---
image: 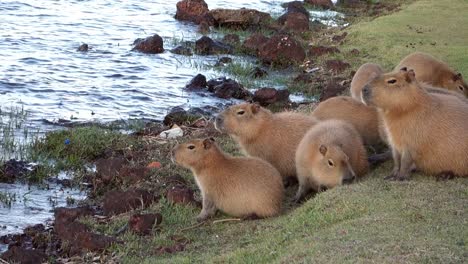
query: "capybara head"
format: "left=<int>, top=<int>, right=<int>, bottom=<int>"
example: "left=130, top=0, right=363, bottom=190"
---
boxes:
left=215, top=103, right=271, bottom=139
left=314, top=144, right=356, bottom=187
left=447, top=73, right=468, bottom=97
left=362, top=69, right=423, bottom=112
left=173, top=138, right=217, bottom=169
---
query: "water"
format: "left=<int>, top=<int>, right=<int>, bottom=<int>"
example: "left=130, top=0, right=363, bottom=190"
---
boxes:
left=0, top=0, right=344, bottom=127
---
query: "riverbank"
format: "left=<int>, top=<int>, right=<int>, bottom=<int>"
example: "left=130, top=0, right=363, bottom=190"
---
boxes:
left=1, top=0, right=468, bottom=263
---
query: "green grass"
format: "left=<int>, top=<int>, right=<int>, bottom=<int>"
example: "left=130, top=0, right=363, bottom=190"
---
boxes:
left=343, top=0, right=468, bottom=73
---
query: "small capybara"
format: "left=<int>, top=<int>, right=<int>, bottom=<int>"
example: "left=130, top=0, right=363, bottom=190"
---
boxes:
left=350, top=63, right=384, bottom=101
left=396, top=52, right=468, bottom=97
left=295, top=120, right=369, bottom=201
left=215, top=103, right=319, bottom=180
left=362, top=69, right=468, bottom=180
left=311, top=96, right=381, bottom=146
left=173, top=138, right=284, bottom=221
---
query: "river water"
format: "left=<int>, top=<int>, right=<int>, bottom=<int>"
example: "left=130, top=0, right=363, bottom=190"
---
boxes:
left=0, top=0, right=343, bottom=246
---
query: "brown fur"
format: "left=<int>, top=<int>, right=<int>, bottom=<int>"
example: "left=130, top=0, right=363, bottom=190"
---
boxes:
left=295, top=120, right=369, bottom=200
left=396, top=52, right=468, bottom=97
left=362, top=69, right=468, bottom=180
left=173, top=138, right=284, bottom=221
left=215, top=103, right=319, bottom=180
left=312, top=96, right=381, bottom=146
left=350, top=63, right=385, bottom=101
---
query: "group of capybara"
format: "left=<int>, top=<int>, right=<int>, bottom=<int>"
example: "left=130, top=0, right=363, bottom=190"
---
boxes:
left=172, top=52, right=468, bottom=221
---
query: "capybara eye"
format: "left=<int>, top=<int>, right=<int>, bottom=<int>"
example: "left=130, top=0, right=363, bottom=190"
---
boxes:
left=188, top=145, right=195, bottom=150
left=459, top=86, right=465, bottom=91
left=237, top=110, right=245, bottom=115
left=327, top=160, right=334, bottom=167
left=387, top=79, right=397, bottom=84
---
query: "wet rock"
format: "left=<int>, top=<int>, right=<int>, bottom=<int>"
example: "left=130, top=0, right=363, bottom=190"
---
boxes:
left=77, top=44, right=89, bottom=52
left=281, top=1, right=310, bottom=19
left=198, top=21, right=211, bottom=34
left=308, top=46, right=340, bottom=57
left=164, top=106, right=204, bottom=126
left=305, top=0, right=333, bottom=9
left=222, top=34, right=240, bottom=46
left=119, top=166, right=149, bottom=183
left=242, top=33, right=269, bottom=54
left=207, top=77, right=252, bottom=100
left=171, top=45, right=193, bottom=56
left=166, top=186, right=196, bottom=206
left=250, top=67, right=268, bottom=78
left=258, top=34, right=306, bottom=66
left=175, top=0, right=212, bottom=25
left=195, top=36, right=232, bottom=55
left=278, top=12, right=309, bottom=32
left=129, top=213, right=163, bottom=235
left=215, top=56, right=233, bottom=66
left=133, top=34, right=164, bottom=54
left=185, top=73, right=207, bottom=90
left=209, top=8, right=271, bottom=29
left=253, top=88, right=290, bottom=106
left=24, top=224, right=45, bottom=237
left=320, top=79, right=347, bottom=101
left=1, top=246, right=46, bottom=264
left=332, top=32, right=348, bottom=43
left=102, top=189, right=157, bottom=216
left=0, top=159, right=31, bottom=183
left=325, top=59, right=350, bottom=74
left=54, top=206, right=94, bottom=223
left=95, top=157, right=126, bottom=183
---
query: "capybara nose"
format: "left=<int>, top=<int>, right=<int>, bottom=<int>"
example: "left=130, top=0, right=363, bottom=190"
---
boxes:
left=342, top=172, right=356, bottom=185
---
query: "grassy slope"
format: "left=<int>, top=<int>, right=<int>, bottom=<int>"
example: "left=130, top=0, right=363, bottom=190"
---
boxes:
left=99, top=1, right=468, bottom=263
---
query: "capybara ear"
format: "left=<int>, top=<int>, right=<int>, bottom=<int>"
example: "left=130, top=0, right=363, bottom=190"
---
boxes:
left=400, top=66, right=408, bottom=72
left=250, top=103, right=261, bottom=114
left=404, top=69, right=416, bottom=83
left=319, top=145, right=328, bottom=156
left=453, top=73, right=462, bottom=81
left=203, top=138, right=214, bottom=149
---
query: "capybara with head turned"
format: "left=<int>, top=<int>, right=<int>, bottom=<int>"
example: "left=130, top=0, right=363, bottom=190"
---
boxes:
left=173, top=138, right=284, bottom=221
left=350, top=63, right=384, bottom=101
left=395, top=52, right=468, bottom=97
left=215, top=103, right=319, bottom=181
left=295, top=119, right=369, bottom=201
left=362, top=69, right=468, bottom=180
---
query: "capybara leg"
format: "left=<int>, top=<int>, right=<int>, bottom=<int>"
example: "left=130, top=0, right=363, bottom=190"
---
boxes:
left=385, top=148, right=401, bottom=180
left=294, top=183, right=310, bottom=203
left=368, top=150, right=392, bottom=166
left=196, top=196, right=217, bottom=222
left=283, top=176, right=298, bottom=188
left=436, top=171, right=456, bottom=181
left=394, top=150, right=413, bottom=181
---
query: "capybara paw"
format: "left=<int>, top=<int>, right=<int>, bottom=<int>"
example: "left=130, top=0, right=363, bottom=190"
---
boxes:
left=436, top=171, right=456, bottom=181
left=242, top=214, right=260, bottom=221
left=384, top=174, right=397, bottom=181
left=196, top=214, right=209, bottom=222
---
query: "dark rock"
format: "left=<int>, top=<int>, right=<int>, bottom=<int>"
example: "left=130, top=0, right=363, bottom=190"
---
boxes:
left=171, top=45, right=193, bottom=56
left=336, top=0, right=364, bottom=7
left=209, top=8, right=271, bottom=29
left=324, top=59, right=350, bottom=74
left=242, top=33, right=269, bottom=54
left=77, top=44, right=89, bottom=52
left=0, top=159, right=31, bottom=183
left=278, top=12, right=309, bottom=32
left=163, top=107, right=199, bottom=126
left=222, top=34, right=240, bottom=45
left=253, top=88, right=290, bottom=106
left=55, top=206, right=94, bottom=223
left=198, top=21, right=211, bottom=34
left=175, top=0, right=213, bottom=25
left=207, top=77, right=252, bottom=100
left=195, top=36, right=232, bottom=55
left=281, top=1, right=310, bottom=19
left=305, top=0, right=333, bottom=9
left=23, top=224, right=45, bottom=237
left=95, top=157, right=126, bottom=183
left=308, top=45, right=340, bottom=57
left=102, top=189, right=157, bottom=216
left=215, top=56, right=233, bottom=66
left=294, top=72, right=315, bottom=83
left=55, top=220, right=90, bottom=242
left=185, top=73, right=207, bottom=90
left=350, top=48, right=360, bottom=55
left=119, top=166, right=149, bottom=183
left=133, top=34, right=164, bottom=54
left=129, top=213, right=163, bottom=235
left=320, top=79, right=347, bottom=101
left=250, top=67, right=268, bottom=78
left=258, top=34, right=306, bottom=66
left=332, top=32, right=348, bottom=43
left=166, top=186, right=196, bottom=205
left=74, top=231, right=117, bottom=252
left=1, top=246, right=46, bottom=264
